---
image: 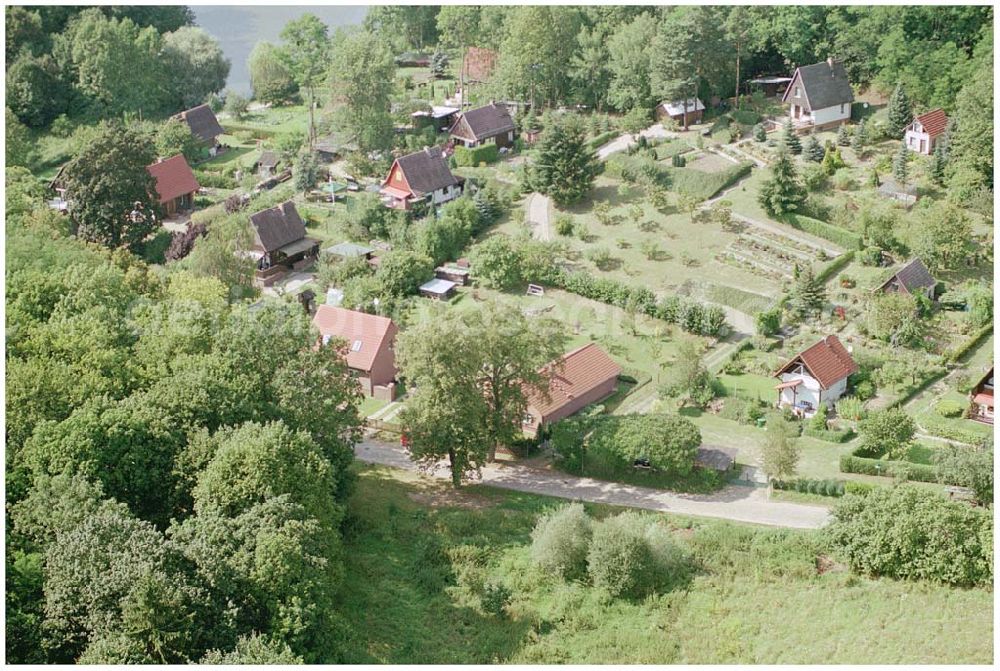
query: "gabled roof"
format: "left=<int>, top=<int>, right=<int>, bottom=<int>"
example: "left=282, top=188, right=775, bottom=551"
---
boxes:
left=527, top=343, right=622, bottom=419
left=249, top=200, right=307, bottom=253
left=875, top=258, right=936, bottom=294
left=324, top=241, right=374, bottom=258
left=782, top=59, right=854, bottom=110
left=451, top=103, right=515, bottom=141
left=973, top=366, right=994, bottom=394
left=173, top=104, right=225, bottom=143
left=911, top=108, right=948, bottom=139
left=312, top=305, right=397, bottom=372
left=388, top=146, right=460, bottom=196
left=256, top=150, right=280, bottom=168
left=146, top=155, right=200, bottom=203
left=774, top=335, right=858, bottom=390
left=660, top=98, right=706, bottom=116
left=461, top=47, right=498, bottom=83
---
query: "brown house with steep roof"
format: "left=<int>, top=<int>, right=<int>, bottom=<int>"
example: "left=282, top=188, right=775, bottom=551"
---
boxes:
left=522, top=343, right=622, bottom=437
left=774, top=335, right=858, bottom=417
left=448, top=103, right=516, bottom=148
left=904, top=108, right=948, bottom=155
left=146, top=155, right=200, bottom=217
left=173, top=104, right=226, bottom=152
left=782, top=58, right=854, bottom=132
left=873, top=258, right=937, bottom=299
left=312, top=304, right=399, bottom=400
left=380, top=146, right=463, bottom=210
left=248, top=200, right=320, bottom=282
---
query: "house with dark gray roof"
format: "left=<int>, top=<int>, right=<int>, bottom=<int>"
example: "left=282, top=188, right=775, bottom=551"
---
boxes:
left=247, top=200, right=320, bottom=282
left=873, top=258, right=937, bottom=299
left=172, top=104, right=226, bottom=152
left=781, top=58, right=854, bottom=132
left=380, top=146, right=463, bottom=210
left=448, top=102, right=516, bottom=148
left=254, top=150, right=280, bottom=177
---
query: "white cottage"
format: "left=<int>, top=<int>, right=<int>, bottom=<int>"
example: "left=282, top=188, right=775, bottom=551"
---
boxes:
left=781, top=58, right=854, bottom=132
left=904, top=108, right=948, bottom=155
left=774, top=335, right=858, bottom=417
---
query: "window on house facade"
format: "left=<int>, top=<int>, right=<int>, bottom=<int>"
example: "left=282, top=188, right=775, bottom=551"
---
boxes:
left=522, top=413, right=534, bottom=425
left=795, top=87, right=801, bottom=98
left=840, top=103, right=845, bottom=113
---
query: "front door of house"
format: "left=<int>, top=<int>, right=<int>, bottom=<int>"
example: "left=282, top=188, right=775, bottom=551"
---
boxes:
left=920, top=139, right=927, bottom=153
left=793, top=105, right=800, bottom=119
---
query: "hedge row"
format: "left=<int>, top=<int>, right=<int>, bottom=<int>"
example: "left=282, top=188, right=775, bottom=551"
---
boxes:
left=773, top=478, right=845, bottom=497
left=453, top=143, right=500, bottom=167
left=586, top=130, right=620, bottom=151
left=548, top=269, right=728, bottom=337
left=780, top=214, right=863, bottom=250
left=946, top=324, right=994, bottom=363
left=839, top=454, right=939, bottom=483
left=815, top=250, right=856, bottom=284
left=919, top=412, right=991, bottom=447
left=803, top=425, right=856, bottom=443
left=667, top=161, right=752, bottom=201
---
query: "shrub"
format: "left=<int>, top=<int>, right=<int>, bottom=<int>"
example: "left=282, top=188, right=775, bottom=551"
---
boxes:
left=480, top=582, right=512, bottom=616
left=773, top=478, right=845, bottom=497
left=587, top=513, right=654, bottom=598
left=827, top=485, right=992, bottom=587
left=550, top=419, right=586, bottom=473
left=857, top=408, right=916, bottom=459
left=530, top=503, right=593, bottom=580
left=831, top=168, right=855, bottom=190
left=554, top=214, right=574, bottom=236
left=452, top=143, right=499, bottom=167
left=834, top=396, right=865, bottom=421
left=838, top=453, right=938, bottom=483
left=671, top=153, right=686, bottom=168
left=803, top=426, right=856, bottom=443
left=935, top=400, right=965, bottom=418
left=843, top=480, right=875, bottom=496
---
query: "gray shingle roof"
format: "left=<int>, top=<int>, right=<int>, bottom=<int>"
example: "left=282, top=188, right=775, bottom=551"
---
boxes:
left=325, top=241, right=374, bottom=258
left=394, top=146, right=460, bottom=196
left=454, top=103, right=515, bottom=141
left=878, top=258, right=936, bottom=293
left=250, top=200, right=307, bottom=253
left=792, top=60, right=854, bottom=110
left=174, top=104, right=225, bottom=144
left=257, top=151, right=279, bottom=168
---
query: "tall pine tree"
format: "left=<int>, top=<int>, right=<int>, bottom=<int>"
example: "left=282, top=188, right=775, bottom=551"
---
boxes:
left=787, top=263, right=826, bottom=319
left=893, top=143, right=909, bottom=185
left=758, top=149, right=805, bottom=216
left=531, top=114, right=600, bottom=206
left=835, top=124, right=850, bottom=147
left=851, top=119, right=867, bottom=156
left=886, top=83, right=912, bottom=138
left=803, top=135, right=824, bottom=162
left=781, top=119, right=802, bottom=154
left=930, top=143, right=948, bottom=186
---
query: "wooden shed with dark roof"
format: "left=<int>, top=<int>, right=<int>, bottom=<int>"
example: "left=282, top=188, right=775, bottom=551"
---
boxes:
left=774, top=335, right=858, bottom=417
left=146, top=155, right=200, bottom=217
left=248, top=200, right=320, bottom=278
left=448, top=103, right=516, bottom=149
left=173, top=104, right=225, bottom=148
left=874, top=258, right=937, bottom=299
left=522, top=343, right=622, bottom=437
left=380, top=146, right=463, bottom=210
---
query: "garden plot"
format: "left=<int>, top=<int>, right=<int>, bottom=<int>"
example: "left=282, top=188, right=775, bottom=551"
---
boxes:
left=716, top=227, right=823, bottom=283
left=684, top=151, right=736, bottom=173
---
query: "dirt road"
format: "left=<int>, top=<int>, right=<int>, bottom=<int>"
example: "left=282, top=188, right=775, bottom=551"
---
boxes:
left=355, top=439, right=831, bottom=529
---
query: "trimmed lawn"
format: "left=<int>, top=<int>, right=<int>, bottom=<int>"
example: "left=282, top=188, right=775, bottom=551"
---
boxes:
left=333, top=464, right=993, bottom=664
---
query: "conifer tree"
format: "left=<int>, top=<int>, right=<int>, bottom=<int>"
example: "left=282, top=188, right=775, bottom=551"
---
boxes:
left=851, top=119, right=867, bottom=156
left=803, top=135, right=824, bottom=162
left=835, top=124, right=850, bottom=147
left=781, top=118, right=801, bottom=154
left=753, top=123, right=766, bottom=142
left=758, top=149, right=805, bottom=216
left=893, top=143, right=909, bottom=185
left=930, top=143, right=948, bottom=186
left=886, top=83, right=912, bottom=138
left=531, top=114, right=600, bottom=206
left=787, top=263, right=826, bottom=318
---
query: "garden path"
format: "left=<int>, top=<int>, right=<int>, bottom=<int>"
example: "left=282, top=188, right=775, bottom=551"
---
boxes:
left=355, top=438, right=831, bottom=529
left=526, top=193, right=552, bottom=241
left=595, top=123, right=677, bottom=161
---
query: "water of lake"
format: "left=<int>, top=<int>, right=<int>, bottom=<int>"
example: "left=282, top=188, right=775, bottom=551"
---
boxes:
left=192, top=5, right=368, bottom=96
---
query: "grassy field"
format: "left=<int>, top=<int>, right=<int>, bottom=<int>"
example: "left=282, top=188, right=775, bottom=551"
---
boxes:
left=332, top=464, right=993, bottom=664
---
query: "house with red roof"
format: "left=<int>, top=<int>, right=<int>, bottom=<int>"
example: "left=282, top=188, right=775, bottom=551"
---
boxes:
left=969, top=366, right=993, bottom=425
left=312, top=304, right=399, bottom=400
left=146, top=154, right=200, bottom=217
left=522, top=343, right=622, bottom=437
left=904, top=108, right=948, bottom=155
left=773, top=335, right=858, bottom=417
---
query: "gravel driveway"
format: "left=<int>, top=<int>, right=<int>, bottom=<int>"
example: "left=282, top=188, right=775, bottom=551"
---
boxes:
left=526, top=193, right=552, bottom=241
left=355, top=439, right=831, bottom=529
left=595, top=123, right=677, bottom=161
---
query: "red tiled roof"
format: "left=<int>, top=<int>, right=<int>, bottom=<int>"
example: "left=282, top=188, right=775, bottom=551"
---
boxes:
left=146, top=155, right=200, bottom=204
left=775, top=335, right=858, bottom=389
left=312, top=305, right=397, bottom=372
left=914, top=108, right=948, bottom=139
left=526, top=343, right=622, bottom=419
left=973, top=392, right=993, bottom=407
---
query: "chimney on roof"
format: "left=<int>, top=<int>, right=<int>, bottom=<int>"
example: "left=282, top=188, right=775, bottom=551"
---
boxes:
left=827, top=56, right=835, bottom=69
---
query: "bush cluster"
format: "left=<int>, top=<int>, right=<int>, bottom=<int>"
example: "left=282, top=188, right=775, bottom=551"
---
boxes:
left=839, top=453, right=938, bottom=483
left=452, top=143, right=500, bottom=167
left=530, top=506, right=687, bottom=599
left=772, top=478, right=845, bottom=497
left=935, top=400, right=965, bottom=418
left=803, top=425, right=856, bottom=443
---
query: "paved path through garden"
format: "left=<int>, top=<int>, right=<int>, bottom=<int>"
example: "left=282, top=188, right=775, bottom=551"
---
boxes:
left=355, top=438, right=831, bottom=529
left=526, top=193, right=552, bottom=241
left=595, top=123, right=677, bottom=161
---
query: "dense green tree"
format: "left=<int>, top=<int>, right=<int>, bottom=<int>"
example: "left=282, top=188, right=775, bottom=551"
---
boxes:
left=650, top=11, right=698, bottom=130
left=374, top=249, right=434, bottom=297
left=866, top=292, right=923, bottom=347
left=605, top=13, right=657, bottom=113
left=886, top=83, right=912, bottom=138
left=858, top=407, right=916, bottom=459
left=911, top=202, right=974, bottom=272
left=160, top=26, right=230, bottom=110
left=6, top=52, right=69, bottom=127
left=329, top=29, right=395, bottom=151
left=787, top=263, right=826, bottom=319
left=851, top=119, right=867, bottom=156
left=6, top=6, right=46, bottom=61
left=929, top=142, right=948, bottom=186
left=248, top=42, right=298, bottom=104
left=935, top=446, right=993, bottom=507
left=616, top=414, right=701, bottom=474
left=947, top=61, right=993, bottom=196
left=292, top=150, right=320, bottom=193
left=835, top=124, right=850, bottom=147
left=659, top=339, right=716, bottom=408
left=6, top=107, right=33, bottom=167
left=569, top=24, right=611, bottom=112
left=761, top=416, right=799, bottom=481
left=493, top=6, right=582, bottom=106
left=531, top=114, right=601, bottom=206
left=364, top=5, right=439, bottom=51
left=416, top=196, right=478, bottom=265
left=469, top=234, right=522, bottom=289
left=758, top=149, right=805, bottom=216
left=62, top=122, right=160, bottom=250
left=279, top=14, right=330, bottom=146
left=156, top=118, right=203, bottom=164
left=201, top=635, right=303, bottom=664
left=753, top=123, right=767, bottom=142
left=530, top=503, right=592, bottom=580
